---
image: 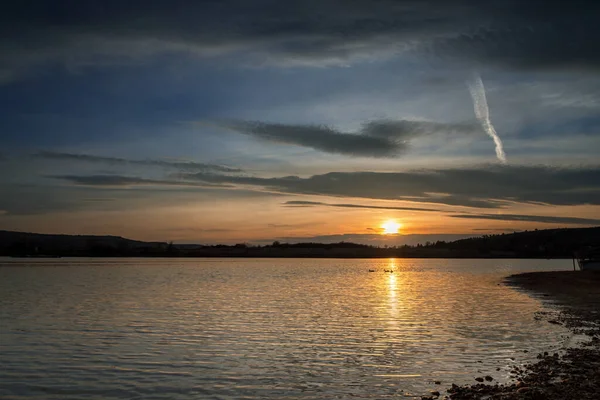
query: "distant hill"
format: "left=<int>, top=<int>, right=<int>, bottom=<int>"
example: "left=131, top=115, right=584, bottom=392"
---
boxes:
left=0, top=230, right=167, bottom=257
left=416, top=227, right=600, bottom=258
left=0, top=227, right=598, bottom=258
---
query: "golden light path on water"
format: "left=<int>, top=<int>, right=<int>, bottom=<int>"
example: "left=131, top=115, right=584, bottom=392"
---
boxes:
left=387, top=261, right=399, bottom=337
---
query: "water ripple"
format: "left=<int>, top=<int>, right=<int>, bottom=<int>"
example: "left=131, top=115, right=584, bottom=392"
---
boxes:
left=0, top=258, right=572, bottom=398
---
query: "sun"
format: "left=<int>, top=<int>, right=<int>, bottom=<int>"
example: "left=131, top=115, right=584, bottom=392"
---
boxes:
left=381, top=220, right=401, bottom=235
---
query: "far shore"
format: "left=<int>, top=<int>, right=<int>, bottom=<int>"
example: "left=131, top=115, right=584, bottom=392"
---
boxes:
left=2, top=255, right=578, bottom=260
left=3, top=226, right=599, bottom=259
left=439, top=271, right=600, bottom=400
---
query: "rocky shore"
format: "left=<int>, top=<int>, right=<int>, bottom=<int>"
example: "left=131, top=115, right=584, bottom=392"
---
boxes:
left=427, top=271, right=600, bottom=400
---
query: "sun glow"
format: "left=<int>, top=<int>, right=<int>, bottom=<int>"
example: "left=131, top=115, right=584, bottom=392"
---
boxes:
left=381, top=220, right=401, bottom=234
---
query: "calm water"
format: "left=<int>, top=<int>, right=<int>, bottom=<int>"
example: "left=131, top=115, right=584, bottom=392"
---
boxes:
left=0, top=258, right=572, bottom=399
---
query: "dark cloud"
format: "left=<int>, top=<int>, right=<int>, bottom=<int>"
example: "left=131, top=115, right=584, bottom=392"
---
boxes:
left=432, top=7, right=600, bottom=71
left=215, top=119, right=481, bottom=157
left=182, top=164, right=600, bottom=208
left=35, top=151, right=241, bottom=173
left=285, top=200, right=600, bottom=226
left=361, top=120, right=482, bottom=138
left=50, top=174, right=230, bottom=188
left=217, top=120, right=403, bottom=157
left=284, top=200, right=442, bottom=212
left=1, top=0, right=598, bottom=81
left=452, top=213, right=600, bottom=225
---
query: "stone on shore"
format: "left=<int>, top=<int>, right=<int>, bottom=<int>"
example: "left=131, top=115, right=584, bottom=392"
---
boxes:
left=443, top=271, right=600, bottom=400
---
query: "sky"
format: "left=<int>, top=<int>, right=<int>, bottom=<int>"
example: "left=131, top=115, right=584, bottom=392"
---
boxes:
left=1, top=0, right=599, bottom=245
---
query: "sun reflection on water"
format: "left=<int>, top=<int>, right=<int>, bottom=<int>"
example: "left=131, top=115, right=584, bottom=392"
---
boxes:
left=387, top=259, right=399, bottom=324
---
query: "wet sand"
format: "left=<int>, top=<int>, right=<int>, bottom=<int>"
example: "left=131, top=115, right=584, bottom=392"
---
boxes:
left=435, top=271, right=600, bottom=400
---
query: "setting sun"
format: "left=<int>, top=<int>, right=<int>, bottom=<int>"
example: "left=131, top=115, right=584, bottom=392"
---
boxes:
left=381, top=220, right=401, bottom=234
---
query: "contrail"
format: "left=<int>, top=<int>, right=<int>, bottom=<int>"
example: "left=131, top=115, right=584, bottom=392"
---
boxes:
left=467, top=73, right=507, bottom=163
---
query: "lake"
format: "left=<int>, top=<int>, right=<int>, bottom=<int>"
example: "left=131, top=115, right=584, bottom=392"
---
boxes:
left=0, top=258, right=573, bottom=399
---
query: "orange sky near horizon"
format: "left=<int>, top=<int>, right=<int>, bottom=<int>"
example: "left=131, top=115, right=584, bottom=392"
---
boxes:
left=0, top=193, right=597, bottom=245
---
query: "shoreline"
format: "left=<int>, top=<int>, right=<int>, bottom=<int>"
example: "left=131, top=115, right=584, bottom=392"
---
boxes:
left=2, top=255, right=576, bottom=259
left=437, top=271, right=600, bottom=400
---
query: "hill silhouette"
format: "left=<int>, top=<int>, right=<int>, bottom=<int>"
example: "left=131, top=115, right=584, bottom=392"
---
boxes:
left=0, top=227, right=598, bottom=258
left=0, top=230, right=167, bottom=257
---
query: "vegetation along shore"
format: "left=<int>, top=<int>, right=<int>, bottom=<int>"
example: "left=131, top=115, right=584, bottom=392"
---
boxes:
left=1, top=227, right=599, bottom=258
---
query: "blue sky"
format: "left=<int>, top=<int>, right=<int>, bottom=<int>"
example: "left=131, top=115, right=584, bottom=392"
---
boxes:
left=1, top=0, right=599, bottom=243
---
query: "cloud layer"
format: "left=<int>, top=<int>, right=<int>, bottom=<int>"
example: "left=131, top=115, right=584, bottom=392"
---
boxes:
left=35, top=151, right=241, bottom=173
left=215, top=119, right=482, bottom=157
left=46, top=164, right=600, bottom=212
left=284, top=200, right=442, bottom=213
left=181, top=164, right=600, bottom=208
left=287, top=200, right=600, bottom=225
left=2, top=0, right=599, bottom=81
left=452, top=213, right=600, bottom=225
left=7, top=163, right=600, bottom=230
left=50, top=174, right=230, bottom=188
